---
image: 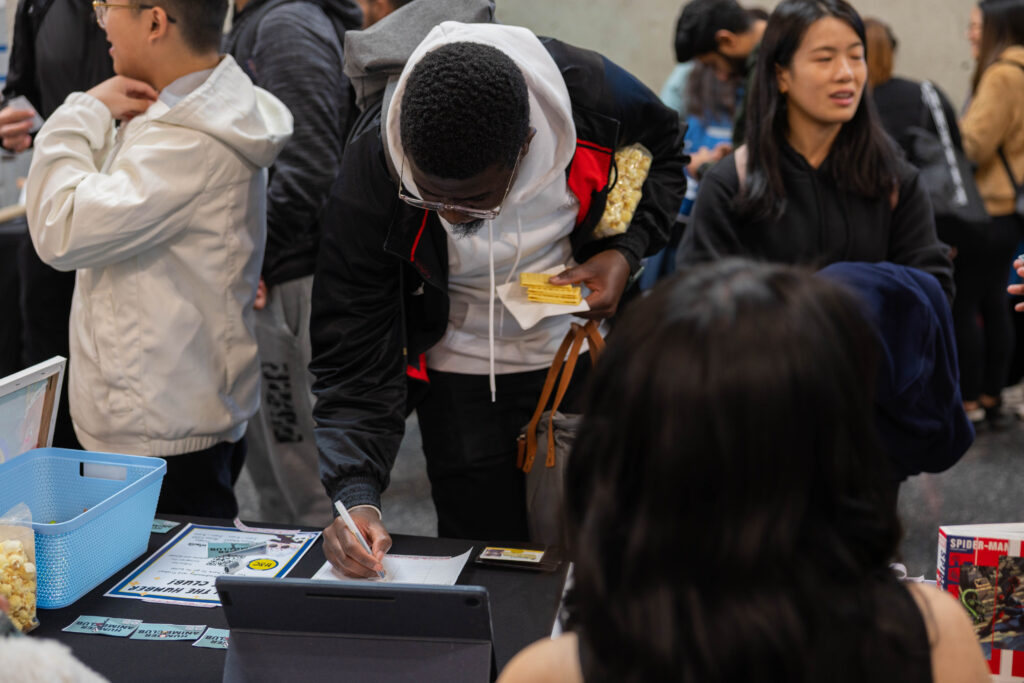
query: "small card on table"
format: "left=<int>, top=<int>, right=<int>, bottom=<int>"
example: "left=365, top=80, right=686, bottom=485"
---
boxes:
left=129, top=623, right=206, bottom=641
left=63, top=616, right=142, bottom=637
left=192, top=627, right=230, bottom=649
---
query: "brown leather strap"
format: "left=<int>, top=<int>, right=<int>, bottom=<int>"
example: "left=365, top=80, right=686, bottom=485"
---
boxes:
left=545, top=324, right=588, bottom=467
left=520, top=325, right=578, bottom=473
left=519, top=319, right=605, bottom=473
left=582, top=319, right=604, bottom=359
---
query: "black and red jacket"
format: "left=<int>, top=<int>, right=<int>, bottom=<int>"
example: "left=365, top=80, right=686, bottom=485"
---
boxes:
left=310, top=37, right=687, bottom=509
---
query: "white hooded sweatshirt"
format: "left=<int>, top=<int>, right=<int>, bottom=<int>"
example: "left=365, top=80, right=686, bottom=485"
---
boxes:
left=386, top=23, right=581, bottom=396
left=26, top=56, right=293, bottom=456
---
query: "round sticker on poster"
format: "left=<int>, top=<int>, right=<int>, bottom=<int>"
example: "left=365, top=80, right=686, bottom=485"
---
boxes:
left=247, top=558, right=278, bottom=571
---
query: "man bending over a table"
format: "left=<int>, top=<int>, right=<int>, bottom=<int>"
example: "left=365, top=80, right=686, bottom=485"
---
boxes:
left=311, top=21, right=686, bottom=576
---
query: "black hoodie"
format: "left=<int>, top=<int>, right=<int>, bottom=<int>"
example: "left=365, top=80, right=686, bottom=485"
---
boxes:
left=679, top=144, right=954, bottom=301
left=224, top=0, right=362, bottom=286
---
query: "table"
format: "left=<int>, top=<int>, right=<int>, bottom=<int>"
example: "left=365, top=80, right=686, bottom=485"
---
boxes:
left=32, top=515, right=569, bottom=682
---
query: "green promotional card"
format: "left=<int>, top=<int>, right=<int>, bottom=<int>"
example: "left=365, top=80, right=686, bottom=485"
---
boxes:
left=63, top=616, right=142, bottom=637
left=129, top=623, right=206, bottom=641
left=192, top=627, right=230, bottom=649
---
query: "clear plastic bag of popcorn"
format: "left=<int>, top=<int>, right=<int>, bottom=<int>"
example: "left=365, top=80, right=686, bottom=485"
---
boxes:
left=592, top=143, right=653, bottom=239
left=0, top=503, right=38, bottom=633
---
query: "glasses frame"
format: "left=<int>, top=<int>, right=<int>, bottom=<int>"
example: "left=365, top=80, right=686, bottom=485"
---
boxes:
left=397, top=146, right=524, bottom=221
left=92, top=1, right=177, bottom=28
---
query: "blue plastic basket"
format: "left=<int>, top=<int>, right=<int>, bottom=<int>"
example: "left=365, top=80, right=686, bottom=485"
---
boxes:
left=0, top=448, right=166, bottom=608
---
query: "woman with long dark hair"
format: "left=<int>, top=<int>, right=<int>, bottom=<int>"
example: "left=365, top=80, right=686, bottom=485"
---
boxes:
left=957, top=0, right=1024, bottom=426
left=499, top=261, right=988, bottom=683
left=677, top=0, right=953, bottom=301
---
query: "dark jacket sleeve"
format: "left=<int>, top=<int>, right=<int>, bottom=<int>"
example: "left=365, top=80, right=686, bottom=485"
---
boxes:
left=596, top=56, right=687, bottom=272
left=676, top=156, right=744, bottom=266
left=888, top=161, right=955, bottom=302
left=310, top=131, right=407, bottom=510
left=3, top=0, right=41, bottom=110
left=252, top=4, right=349, bottom=284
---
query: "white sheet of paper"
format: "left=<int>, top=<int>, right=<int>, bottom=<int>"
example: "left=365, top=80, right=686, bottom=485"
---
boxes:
left=311, top=549, right=472, bottom=586
left=496, top=266, right=589, bottom=331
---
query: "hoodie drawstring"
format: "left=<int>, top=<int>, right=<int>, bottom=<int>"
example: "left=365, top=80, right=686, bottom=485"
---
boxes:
left=488, top=220, right=497, bottom=403
left=489, top=216, right=525, bottom=403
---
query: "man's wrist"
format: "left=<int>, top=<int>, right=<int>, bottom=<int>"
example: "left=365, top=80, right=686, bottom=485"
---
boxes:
left=611, top=246, right=642, bottom=286
left=349, top=504, right=382, bottom=521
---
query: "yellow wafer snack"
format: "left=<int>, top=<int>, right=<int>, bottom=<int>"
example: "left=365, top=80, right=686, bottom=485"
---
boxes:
left=519, top=272, right=555, bottom=287
left=519, top=271, right=582, bottom=305
left=527, top=287, right=582, bottom=305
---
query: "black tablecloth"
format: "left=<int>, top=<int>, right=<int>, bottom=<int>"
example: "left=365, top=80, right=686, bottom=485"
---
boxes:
left=31, top=515, right=568, bottom=682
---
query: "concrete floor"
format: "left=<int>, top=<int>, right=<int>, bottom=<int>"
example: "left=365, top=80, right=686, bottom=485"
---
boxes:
left=239, top=409, right=1024, bottom=578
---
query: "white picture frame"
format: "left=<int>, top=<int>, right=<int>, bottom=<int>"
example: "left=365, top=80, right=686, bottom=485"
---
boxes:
left=0, top=356, right=66, bottom=463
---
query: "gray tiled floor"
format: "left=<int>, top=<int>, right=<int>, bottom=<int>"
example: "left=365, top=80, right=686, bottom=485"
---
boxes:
left=239, top=411, right=1024, bottom=576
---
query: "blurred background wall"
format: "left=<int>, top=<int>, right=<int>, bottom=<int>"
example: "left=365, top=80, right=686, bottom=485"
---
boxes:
left=496, top=0, right=976, bottom=110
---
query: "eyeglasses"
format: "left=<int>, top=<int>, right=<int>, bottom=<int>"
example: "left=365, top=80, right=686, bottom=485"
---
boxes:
left=397, top=147, right=524, bottom=221
left=92, top=1, right=177, bottom=28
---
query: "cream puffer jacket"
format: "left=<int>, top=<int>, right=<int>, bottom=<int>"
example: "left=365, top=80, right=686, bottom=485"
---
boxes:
left=26, top=56, right=292, bottom=456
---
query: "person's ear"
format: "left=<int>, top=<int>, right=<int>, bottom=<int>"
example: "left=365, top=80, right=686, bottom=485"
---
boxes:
left=521, top=126, right=537, bottom=156
left=776, top=63, right=791, bottom=95
left=715, top=29, right=738, bottom=55
left=148, top=6, right=172, bottom=41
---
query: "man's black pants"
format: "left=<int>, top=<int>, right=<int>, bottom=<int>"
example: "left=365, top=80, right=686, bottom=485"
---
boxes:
left=156, top=438, right=247, bottom=519
left=415, top=359, right=588, bottom=542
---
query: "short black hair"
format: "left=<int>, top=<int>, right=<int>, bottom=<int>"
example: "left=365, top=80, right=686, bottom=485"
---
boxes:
left=158, top=0, right=228, bottom=54
left=674, top=0, right=753, bottom=62
left=400, top=41, right=530, bottom=179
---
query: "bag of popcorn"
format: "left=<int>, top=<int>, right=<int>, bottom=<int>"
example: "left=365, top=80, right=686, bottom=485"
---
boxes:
left=0, top=504, right=38, bottom=633
left=592, top=143, right=653, bottom=240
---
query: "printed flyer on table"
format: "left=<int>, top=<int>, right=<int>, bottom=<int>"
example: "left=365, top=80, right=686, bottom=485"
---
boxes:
left=105, top=524, right=320, bottom=605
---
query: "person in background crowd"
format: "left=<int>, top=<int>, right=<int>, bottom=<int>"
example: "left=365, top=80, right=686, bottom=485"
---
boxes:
left=862, top=19, right=994, bottom=427
left=646, top=5, right=768, bottom=289
left=499, top=261, right=989, bottom=683
left=352, top=0, right=415, bottom=28
left=643, top=61, right=733, bottom=289
left=958, top=0, right=1024, bottom=427
left=223, top=0, right=361, bottom=526
left=678, top=0, right=953, bottom=301
left=313, top=23, right=685, bottom=578
left=673, top=0, right=767, bottom=147
left=968, top=5, right=984, bottom=63
left=26, top=0, right=292, bottom=518
left=342, top=0, right=494, bottom=125
left=0, top=0, right=115, bottom=445
left=865, top=18, right=964, bottom=185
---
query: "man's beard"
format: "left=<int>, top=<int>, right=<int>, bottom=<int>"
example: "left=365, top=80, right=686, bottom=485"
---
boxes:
left=451, top=219, right=485, bottom=238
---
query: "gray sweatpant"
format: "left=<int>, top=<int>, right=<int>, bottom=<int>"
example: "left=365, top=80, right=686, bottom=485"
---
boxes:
left=242, top=275, right=333, bottom=526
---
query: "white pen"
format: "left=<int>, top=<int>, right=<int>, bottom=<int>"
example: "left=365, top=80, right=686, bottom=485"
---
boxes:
left=334, top=500, right=386, bottom=579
